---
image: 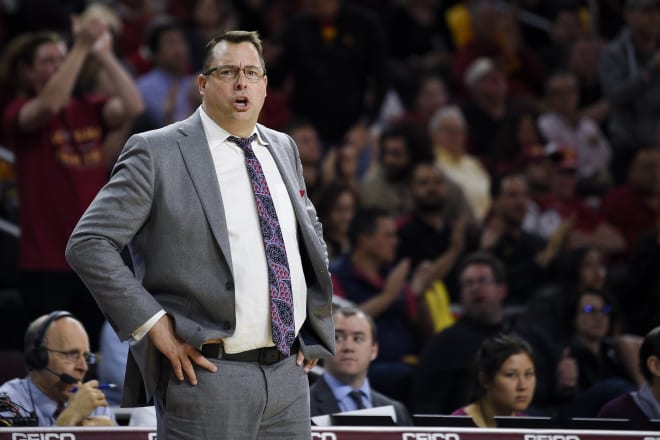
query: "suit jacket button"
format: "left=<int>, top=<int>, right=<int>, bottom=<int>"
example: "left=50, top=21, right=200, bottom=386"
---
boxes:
left=223, top=322, right=232, bottom=330
left=225, top=281, right=234, bottom=290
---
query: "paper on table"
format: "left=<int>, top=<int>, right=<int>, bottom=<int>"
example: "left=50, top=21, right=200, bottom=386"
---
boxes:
left=310, top=405, right=397, bottom=426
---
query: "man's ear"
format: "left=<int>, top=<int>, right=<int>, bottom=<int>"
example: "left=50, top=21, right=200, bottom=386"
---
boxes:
left=370, top=343, right=378, bottom=362
left=198, top=73, right=206, bottom=93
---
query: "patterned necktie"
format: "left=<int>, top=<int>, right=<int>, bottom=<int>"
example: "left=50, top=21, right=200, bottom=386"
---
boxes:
left=227, top=134, right=295, bottom=355
left=348, top=389, right=366, bottom=410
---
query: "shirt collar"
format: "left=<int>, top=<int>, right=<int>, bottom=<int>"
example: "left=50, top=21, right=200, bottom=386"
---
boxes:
left=199, top=106, right=268, bottom=148
left=26, top=376, right=60, bottom=421
left=323, top=371, right=371, bottom=402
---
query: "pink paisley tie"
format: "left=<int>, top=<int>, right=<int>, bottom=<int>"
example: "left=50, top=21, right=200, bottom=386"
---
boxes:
left=228, top=134, right=295, bottom=355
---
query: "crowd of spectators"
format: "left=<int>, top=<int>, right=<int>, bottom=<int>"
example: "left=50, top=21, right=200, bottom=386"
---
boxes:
left=0, top=0, right=659, bottom=426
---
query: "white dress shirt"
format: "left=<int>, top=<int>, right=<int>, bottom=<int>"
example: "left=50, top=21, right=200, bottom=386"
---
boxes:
left=200, top=108, right=307, bottom=353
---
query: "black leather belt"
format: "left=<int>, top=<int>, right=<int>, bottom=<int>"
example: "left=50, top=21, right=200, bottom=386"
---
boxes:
left=201, top=340, right=299, bottom=365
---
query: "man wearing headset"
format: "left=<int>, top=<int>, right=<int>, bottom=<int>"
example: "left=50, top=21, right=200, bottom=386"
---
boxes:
left=0, top=311, right=115, bottom=426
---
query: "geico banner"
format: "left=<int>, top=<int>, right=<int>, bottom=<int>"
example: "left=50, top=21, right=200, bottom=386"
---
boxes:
left=12, top=435, right=76, bottom=440
left=2, top=429, right=660, bottom=440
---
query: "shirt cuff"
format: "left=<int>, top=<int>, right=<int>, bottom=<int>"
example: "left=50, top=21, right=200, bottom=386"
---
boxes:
left=130, top=310, right=167, bottom=344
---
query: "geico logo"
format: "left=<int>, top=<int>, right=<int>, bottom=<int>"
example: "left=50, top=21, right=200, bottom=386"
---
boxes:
left=524, top=435, right=580, bottom=440
left=310, top=432, right=337, bottom=440
left=11, top=434, right=76, bottom=440
left=402, top=433, right=460, bottom=440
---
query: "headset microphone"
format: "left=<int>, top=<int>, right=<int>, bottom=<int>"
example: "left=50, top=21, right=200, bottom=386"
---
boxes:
left=44, top=367, right=78, bottom=385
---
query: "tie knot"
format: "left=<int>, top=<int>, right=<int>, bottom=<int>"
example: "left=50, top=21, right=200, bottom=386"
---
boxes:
left=348, top=389, right=366, bottom=409
left=227, top=134, right=257, bottom=152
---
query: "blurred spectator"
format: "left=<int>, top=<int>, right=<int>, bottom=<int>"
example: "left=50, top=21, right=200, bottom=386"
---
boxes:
left=511, top=1, right=587, bottom=53
left=183, top=0, right=239, bottom=72
left=460, top=57, right=516, bottom=168
left=309, top=306, right=413, bottom=426
left=315, top=182, right=359, bottom=264
left=523, top=146, right=625, bottom=256
left=0, top=17, right=143, bottom=350
left=622, top=228, right=660, bottom=336
left=384, top=0, right=449, bottom=89
left=598, top=0, right=660, bottom=184
left=566, top=37, right=610, bottom=126
left=451, top=333, right=537, bottom=427
left=520, top=143, right=556, bottom=205
left=320, top=138, right=366, bottom=193
left=601, top=147, right=660, bottom=258
left=134, top=16, right=196, bottom=131
left=231, top=0, right=295, bottom=42
left=397, top=162, right=477, bottom=303
left=480, top=173, right=569, bottom=304
left=114, top=0, right=155, bottom=73
left=451, top=1, right=544, bottom=102
left=491, top=108, right=546, bottom=177
left=598, top=325, right=660, bottom=429
left=538, top=5, right=588, bottom=73
left=360, top=121, right=433, bottom=217
left=397, top=74, right=450, bottom=130
left=276, top=0, right=389, bottom=146
left=286, top=119, right=324, bottom=198
left=538, top=70, right=612, bottom=196
left=330, top=207, right=434, bottom=407
left=429, top=105, right=491, bottom=222
left=412, top=252, right=559, bottom=415
left=521, top=247, right=611, bottom=350
left=554, top=288, right=637, bottom=419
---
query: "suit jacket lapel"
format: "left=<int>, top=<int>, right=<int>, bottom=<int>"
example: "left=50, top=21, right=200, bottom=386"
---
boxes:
left=258, top=126, right=312, bottom=237
left=176, top=111, right=233, bottom=269
left=259, top=128, right=299, bottom=206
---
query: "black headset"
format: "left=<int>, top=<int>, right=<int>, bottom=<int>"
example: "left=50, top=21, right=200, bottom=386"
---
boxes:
left=25, top=310, right=74, bottom=371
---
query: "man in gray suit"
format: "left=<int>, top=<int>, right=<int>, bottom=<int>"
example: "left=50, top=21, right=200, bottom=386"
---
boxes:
left=65, top=30, right=335, bottom=440
left=310, top=307, right=412, bottom=426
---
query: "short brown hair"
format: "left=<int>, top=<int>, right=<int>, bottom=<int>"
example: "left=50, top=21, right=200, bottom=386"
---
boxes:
left=202, top=30, right=265, bottom=72
left=333, top=306, right=378, bottom=343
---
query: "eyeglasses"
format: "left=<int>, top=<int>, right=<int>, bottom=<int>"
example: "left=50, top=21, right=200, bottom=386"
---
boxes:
left=580, top=304, right=612, bottom=316
left=460, top=275, right=496, bottom=290
left=203, top=65, right=266, bottom=82
left=46, top=348, right=96, bottom=365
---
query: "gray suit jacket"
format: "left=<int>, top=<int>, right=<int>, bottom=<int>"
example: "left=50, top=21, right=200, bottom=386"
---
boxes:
left=309, top=376, right=413, bottom=426
left=66, top=110, right=335, bottom=406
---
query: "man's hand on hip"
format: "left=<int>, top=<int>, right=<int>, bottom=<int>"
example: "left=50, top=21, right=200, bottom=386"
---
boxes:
left=296, top=350, right=318, bottom=373
left=148, top=315, right=218, bottom=385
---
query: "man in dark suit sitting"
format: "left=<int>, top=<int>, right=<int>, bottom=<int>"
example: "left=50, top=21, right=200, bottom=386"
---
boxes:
left=310, top=306, right=412, bottom=425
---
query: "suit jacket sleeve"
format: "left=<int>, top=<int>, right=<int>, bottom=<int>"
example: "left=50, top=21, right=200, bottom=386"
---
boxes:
left=66, top=132, right=163, bottom=340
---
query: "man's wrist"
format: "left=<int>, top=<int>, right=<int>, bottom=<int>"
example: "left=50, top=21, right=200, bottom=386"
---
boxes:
left=55, top=407, right=83, bottom=426
left=131, top=310, right=167, bottom=343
